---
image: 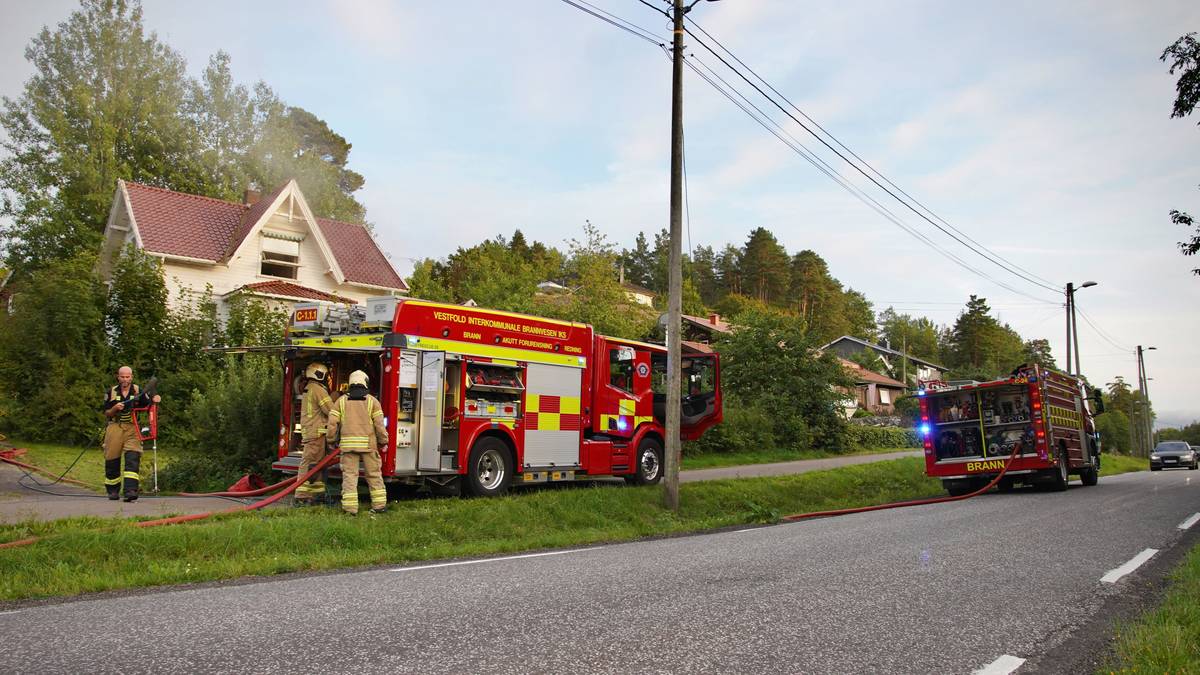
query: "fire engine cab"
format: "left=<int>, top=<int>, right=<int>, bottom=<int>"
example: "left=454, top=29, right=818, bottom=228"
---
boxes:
left=274, top=298, right=722, bottom=496
left=918, top=364, right=1103, bottom=495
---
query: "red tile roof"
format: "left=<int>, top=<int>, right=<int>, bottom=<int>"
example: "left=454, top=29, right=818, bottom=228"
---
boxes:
left=124, top=182, right=245, bottom=261
left=234, top=281, right=355, bottom=303
left=316, top=218, right=407, bottom=290
left=839, top=358, right=906, bottom=388
left=682, top=313, right=733, bottom=334
left=120, top=181, right=406, bottom=291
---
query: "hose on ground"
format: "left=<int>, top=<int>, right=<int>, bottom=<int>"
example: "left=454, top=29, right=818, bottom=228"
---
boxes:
left=782, top=444, right=1023, bottom=523
left=179, top=474, right=296, bottom=498
left=0, top=450, right=342, bottom=549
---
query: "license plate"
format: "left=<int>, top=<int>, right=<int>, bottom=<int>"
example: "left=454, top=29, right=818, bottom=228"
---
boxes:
left=1164, top=458, right=1176, bottom=463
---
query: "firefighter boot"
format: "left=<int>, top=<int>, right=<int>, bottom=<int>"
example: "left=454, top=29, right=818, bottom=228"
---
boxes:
left=104, top=458, right=121, bottom=500
left=122, top=451, right=141, bottom=502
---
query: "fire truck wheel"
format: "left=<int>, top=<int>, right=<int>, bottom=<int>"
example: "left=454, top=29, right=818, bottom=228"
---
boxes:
left=465, top=437, right=514, bottom=497
left=1079, top=454, right=1099, bottom=486
left=626, top=437, right=664, bottom=486
left=1048, top=450, right=1069, bottom=492
left=997, top=477, right=1015, bottom=493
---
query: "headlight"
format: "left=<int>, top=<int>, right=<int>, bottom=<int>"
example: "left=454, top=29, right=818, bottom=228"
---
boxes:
left=1150, top=454, right=1159, bottom=459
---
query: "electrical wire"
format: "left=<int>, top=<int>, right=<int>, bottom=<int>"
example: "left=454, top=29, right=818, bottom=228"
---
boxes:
left=1074, top=306, right=1133, bottom=352
left=683, top=50, right=1060, bottom=305
left=557, top=0, right=665, bottom=46
left=679, top=18, right=1064, bottom=295
left=682, top=16, right=1062, bottom=292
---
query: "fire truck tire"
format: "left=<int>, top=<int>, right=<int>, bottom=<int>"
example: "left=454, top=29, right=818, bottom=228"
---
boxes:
left=942, top=479, right=973, bottom=497
left=626, top=437, right=664, bottom=486
left=1079, top=454, right=1100, bottom=487
left=997, top=477, right=1015, bottom=493
left=1048, top=451, right=1069, bottom=492
left=465, top=437, right=514, bottom=497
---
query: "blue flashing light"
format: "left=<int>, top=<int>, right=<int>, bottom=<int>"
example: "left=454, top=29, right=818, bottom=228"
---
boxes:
left=919, top=423, right=931, bottom=437
left=917, top=389, right=926, bottom=397
left=617, top=417, right=628, bottom=432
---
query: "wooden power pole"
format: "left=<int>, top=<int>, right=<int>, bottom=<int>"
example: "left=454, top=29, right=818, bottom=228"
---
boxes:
left=663, top=0, right=686, bottom=511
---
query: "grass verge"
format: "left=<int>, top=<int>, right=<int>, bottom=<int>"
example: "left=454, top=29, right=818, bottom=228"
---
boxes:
left=682, top=446, right=916, bottom=470
left=0, top=453, right=1146, bottom=602
left=1099, top=453, right=1147, bottom=477
left=1104, top=540, right=1200, bottom=673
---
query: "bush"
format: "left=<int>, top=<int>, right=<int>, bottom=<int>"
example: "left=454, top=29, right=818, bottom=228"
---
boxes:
left=181, top=355, right=282, bottom=481
left=690, top=396, right=811, bottom=455
left=158, top=452, right=245, bottom=493
left=893, top=395, right=920, bottom=426
left=845, top=425, right=919, bottom=449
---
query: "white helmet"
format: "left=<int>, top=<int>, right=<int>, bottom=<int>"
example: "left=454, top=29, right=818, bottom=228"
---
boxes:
left=305, top=363, right=327, bottom=380
left=348, top=370, right=369, bottom=387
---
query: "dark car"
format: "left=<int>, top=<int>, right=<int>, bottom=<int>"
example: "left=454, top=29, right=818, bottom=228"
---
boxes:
left=1150, top=441, right=1199, bottom=471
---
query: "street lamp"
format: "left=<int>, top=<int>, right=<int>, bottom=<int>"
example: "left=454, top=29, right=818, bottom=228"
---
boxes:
left=1065, top=281, right=1097, bottom=377
left=1136, top=345, right=1157, bottom=456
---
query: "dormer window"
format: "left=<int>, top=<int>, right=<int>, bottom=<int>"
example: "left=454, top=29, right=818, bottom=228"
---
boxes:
left=261, top=231, right=302, bottom=279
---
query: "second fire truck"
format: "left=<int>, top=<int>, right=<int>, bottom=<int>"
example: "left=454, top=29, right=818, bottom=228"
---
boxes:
left=274, top=298, right=723, bottom=496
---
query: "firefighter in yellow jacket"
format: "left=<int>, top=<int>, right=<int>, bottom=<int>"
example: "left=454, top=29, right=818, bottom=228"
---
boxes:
left=327, top=370, right=388, bottom=514
left=295, top=362, right=336, bottom=504
left=102, top=366, right=161, bottom=502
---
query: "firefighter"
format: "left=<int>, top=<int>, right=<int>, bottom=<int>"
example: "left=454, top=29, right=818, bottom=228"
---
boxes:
left=295, top=362, right=336, bottom=505
left=102, top=366, right=161, bottom=502
left=327, top=370, right=388, bottom=515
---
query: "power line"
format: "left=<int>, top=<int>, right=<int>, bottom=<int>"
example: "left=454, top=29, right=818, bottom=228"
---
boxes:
left=1075, top=306, right=1133, bottom=352
left=683, top=51, right=1059, bottom=305
left=556, top=0, right=664, bottom=46
left=677, top=19, right=1064, bottom=295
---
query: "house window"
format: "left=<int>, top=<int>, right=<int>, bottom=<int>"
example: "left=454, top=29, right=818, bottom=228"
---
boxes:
left=261, top=234, right=300, bottom=279
left=879, top=388, right=892, bottom=405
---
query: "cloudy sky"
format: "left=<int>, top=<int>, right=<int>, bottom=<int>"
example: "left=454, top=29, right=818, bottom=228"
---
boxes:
left=2, top=1, right=1198, bottom=425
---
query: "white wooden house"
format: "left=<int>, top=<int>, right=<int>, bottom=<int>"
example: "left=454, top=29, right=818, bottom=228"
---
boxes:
left=99, top=180, right=407, bottom=314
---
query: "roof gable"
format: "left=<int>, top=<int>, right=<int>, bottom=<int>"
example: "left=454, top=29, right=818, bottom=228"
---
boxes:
left=823, top=335, right=945, bottom=371
left=316, top=218, right=407, bottom=291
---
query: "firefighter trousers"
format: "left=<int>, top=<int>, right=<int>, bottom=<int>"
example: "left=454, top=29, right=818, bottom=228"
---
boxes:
left=295, top=436, right=327, bottom=501
left=103, top=421, right=142, bottom=500
left=340, top=449, right=386, bottom=514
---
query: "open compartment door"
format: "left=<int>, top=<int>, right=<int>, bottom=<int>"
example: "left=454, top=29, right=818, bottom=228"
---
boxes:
left=418, top=351, right=445, bottom=471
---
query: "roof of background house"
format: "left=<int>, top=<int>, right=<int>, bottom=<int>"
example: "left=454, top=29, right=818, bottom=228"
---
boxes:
left=120, top=181, right=406, bottom=291
left=839, top=358, right=907, bottom=388
left=620, top=282, right=656, bottom=297
left=231, top=280, right=355, bottom=304
left=681, top=313, right=733, bottom=334
left=822, top=335, right=945, bottom=370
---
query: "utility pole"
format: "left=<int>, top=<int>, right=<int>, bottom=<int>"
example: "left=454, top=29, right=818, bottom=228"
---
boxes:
left=1065, top=282, right=1074, bottom=375
left=1135, top=346, right=1147, bottom=457
left=662, top=0, right=686, bottom=511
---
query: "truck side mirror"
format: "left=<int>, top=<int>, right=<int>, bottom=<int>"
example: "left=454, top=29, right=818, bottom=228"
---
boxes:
left=1091, top=388, right=1105, bottom=414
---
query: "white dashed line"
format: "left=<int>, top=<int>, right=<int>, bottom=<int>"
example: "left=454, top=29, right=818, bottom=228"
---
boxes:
left=0, top=610, right=21, bottom=616
left=1178, top=513, right=1200, bottom=530
left=733, top=528, right=758, bottom=533
left=391, top=547, right=597, bottom=573
left=973, top=654, right=1025, bottom=674
left=1101, top=548, right=1159, bottom=584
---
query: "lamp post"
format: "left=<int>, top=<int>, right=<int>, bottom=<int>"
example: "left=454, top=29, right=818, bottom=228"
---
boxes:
left=1065, top=281, right=1097, bottom=377
left=1136, top=345, right=1157, bottom=456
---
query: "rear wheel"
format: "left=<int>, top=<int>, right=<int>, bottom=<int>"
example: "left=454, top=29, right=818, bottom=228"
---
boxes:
left=943, top=479, right=974, bottom=497
left=464, top=437, right=513, bottom=497
left=625, top=437, right=663, bottom=486
left=1048, top=450, right=1069, bottom=492
left=997, top=477, right=1015, bottom=493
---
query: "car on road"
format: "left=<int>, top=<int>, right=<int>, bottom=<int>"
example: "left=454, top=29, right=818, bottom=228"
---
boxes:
left=1149, top=441, right=1198, bottom=471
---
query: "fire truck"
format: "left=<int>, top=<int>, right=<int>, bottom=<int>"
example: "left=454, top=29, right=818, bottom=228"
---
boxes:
left=918, top=364, right=1103, bottom=496
left=273, top=298, right=722, bottom=496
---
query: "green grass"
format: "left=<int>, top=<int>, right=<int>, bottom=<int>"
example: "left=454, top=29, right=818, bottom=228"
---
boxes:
left=682, top=446, right=916, bottom=470
left=1098, top=453, right=1147, bottom=477
left=0, top=453, right=1147, bottom=602
left=1103, top=541, right=1200, bottom=673
left=2, top=439, right=175, bottom=492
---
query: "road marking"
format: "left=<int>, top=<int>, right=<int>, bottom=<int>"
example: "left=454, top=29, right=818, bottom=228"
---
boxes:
left=391, top=547, right=598, bottom=573
left=733, top=528, right=757, bottom=533
left=1101, top=548, right=1159, bottom=584
left=973, top=654, right=1025, bottom=674
left=0, top=610, right=21, bottom=616
left=1179, top=513, right=1200, bottom=530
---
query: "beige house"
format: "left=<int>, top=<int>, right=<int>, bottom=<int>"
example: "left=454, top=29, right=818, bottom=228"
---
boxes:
left=99, top=180, right=407, bottom=314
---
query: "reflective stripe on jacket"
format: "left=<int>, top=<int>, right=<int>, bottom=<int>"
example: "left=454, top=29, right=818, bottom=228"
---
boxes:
left=301, top=381, right=334, bottom=440
left=328, top=394, right=387, bottom=451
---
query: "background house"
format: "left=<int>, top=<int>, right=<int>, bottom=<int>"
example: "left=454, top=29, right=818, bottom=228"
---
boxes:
left=838, top=358, right=907, bottom=417
left=99, top=180, right=407, bottom=315
left=821, top=335, right=945, bottom=384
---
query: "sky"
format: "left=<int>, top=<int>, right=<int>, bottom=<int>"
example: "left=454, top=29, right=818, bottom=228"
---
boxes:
left=1, top=0, right=1198, bottom=426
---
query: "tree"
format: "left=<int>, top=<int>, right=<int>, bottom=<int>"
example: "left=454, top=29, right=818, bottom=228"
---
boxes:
left=0, top=0, right=206, bottom=274
left=1022, top=338, right=1058, bottom=370
left=1095, top=411, right=1133, bottom=455
left=944, top=296, right=1027, bottom=380
left=1161, top=32, right=1200, bottom=275
left=619, top=232, right=654, bottom=289
left=739, top=228, right=790, bottom=304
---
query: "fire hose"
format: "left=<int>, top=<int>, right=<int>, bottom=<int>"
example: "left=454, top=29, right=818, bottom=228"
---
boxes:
left=0, top=449, right=342, bottom=550
left=782, top=443, right=1023, bottom=522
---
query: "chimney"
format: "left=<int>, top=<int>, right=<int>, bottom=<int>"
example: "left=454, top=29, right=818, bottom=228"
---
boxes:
left=708, top=313, right=720, bottom=325
left=243, top=189, right=261, bottom=206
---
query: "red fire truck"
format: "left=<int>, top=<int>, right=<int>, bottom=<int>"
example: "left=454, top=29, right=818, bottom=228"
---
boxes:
left=918, top=364, right=1102, bottom=495
left=273, top=298, right=722, bottom=496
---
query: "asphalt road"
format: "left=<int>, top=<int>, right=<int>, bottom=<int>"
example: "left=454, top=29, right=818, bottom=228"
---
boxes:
left=1, top=469, right=1197, bottom=674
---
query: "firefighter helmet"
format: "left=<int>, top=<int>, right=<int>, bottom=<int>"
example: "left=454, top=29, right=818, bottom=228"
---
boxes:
left=305, top=363, right=327, bottom=381
left=348, top=370, right=369, bottom=387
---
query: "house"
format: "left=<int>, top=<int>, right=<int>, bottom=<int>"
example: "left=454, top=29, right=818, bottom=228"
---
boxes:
left=99, top=180, right=407, bottom=315
left=839, top=358, right=907, bottom=417
left=621, top=282, right=656, bottom=307
left=821, top=335, right=945, bottom=384
left=681, top=313, right=732, bottom=344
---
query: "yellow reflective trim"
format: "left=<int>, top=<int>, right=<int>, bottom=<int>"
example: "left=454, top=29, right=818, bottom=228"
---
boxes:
left=319, top=397, right=332, bottom=405
left=291, top=334, right=386, bottom=350
left=618, top=399, right=636, bottom=415
left=122, top=472, right=140, bottom=480
left=538, top=413, right=561, bottom=432
left=560, top=397, right=581, bottom=415
left=403, top=300, right=588, bottom=331
left=526, top=394, right=540, bottom=413
left=635, top=415, right=653, bottom=427
left=371, top=410, right=384, bottom=418
left=406, top=336, right=586, bottom=369
left=490, top=418, right=515, bottom=429
left=104, top=477, right=121, bottom=486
